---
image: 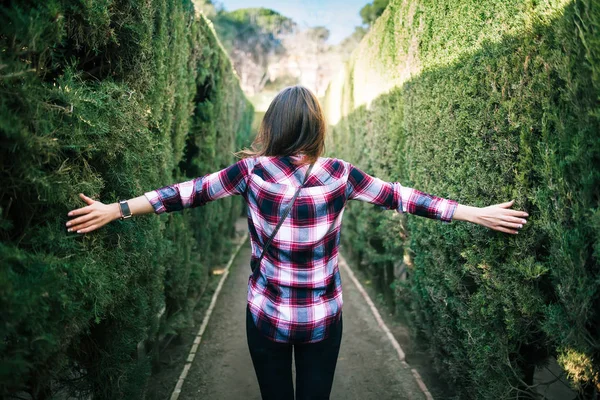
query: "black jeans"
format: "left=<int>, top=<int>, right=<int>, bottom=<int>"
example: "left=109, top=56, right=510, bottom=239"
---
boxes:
left=246, top=305, right=343, bottom=400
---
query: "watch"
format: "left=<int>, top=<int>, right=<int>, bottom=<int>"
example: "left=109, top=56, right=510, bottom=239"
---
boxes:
left=119, top=200, right=132, bottom=220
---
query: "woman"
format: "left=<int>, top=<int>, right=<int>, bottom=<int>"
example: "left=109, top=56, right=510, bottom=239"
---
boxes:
left=66, top=85, right=528, bottom=399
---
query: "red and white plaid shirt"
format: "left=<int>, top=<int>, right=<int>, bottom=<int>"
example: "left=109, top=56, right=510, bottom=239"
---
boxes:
left=144, top=155, right=458, bottom=343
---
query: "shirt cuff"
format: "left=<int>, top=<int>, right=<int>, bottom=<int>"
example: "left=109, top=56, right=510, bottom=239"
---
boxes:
left=144, top=190, right=167, bottom=215
left=440, top=199, right=459, bottom=223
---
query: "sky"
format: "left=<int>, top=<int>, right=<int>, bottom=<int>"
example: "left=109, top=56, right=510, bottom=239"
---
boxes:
left=216, top=0, right=367, bottom=45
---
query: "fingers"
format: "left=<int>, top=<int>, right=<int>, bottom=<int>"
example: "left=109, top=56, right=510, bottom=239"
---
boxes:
left=66, top=213, right=95, bottom=230
left=68, top=218, right=99, bottom=233
left=66, top=194, right=110, bottom=234
left=79, top=193, right=95, bottom=205
left=489, top=205, right=528, bottom=218
left=492, top=225, right=519, bottom=235
left=506, top=209, right=529, bottom=217
left=497, top=199, right=515, bottom=208
left=494, top=200, right=529, bottom=218
left=76, top=224, right=99, bottom=234
left=493, top=217, right=527, bottom=234
left=494, top=216, right=527, bottom=233
left=500, top=215, right=528, bottom=224
left=479, top=202, right=530, bottom=235
left=67, top=194, right=99, bottom=217
left=67, top=205, right=92, bottom=217
left=499, top=221, right=523, bottom=229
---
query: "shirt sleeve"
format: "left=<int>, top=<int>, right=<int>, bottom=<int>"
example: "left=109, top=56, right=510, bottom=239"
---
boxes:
left=144, top=157, right=255, bottom=215
left=346, top=162, right=458, bottom=223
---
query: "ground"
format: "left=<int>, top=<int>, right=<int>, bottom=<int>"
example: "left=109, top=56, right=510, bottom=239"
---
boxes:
left=147, top=218, right=448, bottom=399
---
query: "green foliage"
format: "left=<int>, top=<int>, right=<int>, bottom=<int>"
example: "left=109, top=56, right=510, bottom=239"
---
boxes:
left=306, top=26, right=331, bottom=42
left=0, top=0, right=252, bottom=398
left=213, top=7, right=295, bottom=57
left=325, top=0, right=600, bottom=398
left=360, top=0, right=390, bottom=26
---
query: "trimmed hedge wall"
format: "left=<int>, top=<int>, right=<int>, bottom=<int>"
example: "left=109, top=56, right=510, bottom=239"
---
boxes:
left=0, top=1, right=253, bottom=398
left=324, top=0, right=599, bottom=398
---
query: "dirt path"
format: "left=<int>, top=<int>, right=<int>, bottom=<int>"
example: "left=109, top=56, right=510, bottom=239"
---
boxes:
left=176, top=236, right=428, bottom=399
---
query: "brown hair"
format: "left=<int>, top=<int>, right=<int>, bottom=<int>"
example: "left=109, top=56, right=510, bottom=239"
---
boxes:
left=234, top=85, right=326, bottom=166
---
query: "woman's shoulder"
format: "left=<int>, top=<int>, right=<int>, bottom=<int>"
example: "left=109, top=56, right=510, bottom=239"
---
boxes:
left=243, top=155, right=351, bottom=180
left=316, top=157, right=350, bottom=181
left=320, top=156, right=350, bottom=170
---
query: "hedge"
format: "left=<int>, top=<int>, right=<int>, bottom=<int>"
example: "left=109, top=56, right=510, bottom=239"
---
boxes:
left=324, top=0, right=599, bottom=398
left=0, top=1, right=253, bottom=398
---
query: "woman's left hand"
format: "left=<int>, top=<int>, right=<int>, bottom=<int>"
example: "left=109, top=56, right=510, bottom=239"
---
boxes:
left=66, top=193, right=120, bottom=234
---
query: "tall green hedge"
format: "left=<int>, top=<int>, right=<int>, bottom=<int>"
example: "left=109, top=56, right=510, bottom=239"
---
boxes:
left=324, top=0, right=599, bottom=398
left=0, top=1, right=253, bottom=398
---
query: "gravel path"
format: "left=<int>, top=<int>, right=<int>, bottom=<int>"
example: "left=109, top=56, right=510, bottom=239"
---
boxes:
left=177, top=238, right=427, bottom=400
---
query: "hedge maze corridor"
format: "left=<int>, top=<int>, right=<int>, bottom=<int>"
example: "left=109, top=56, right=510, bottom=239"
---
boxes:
left=1, top=0, right=599, bottom=399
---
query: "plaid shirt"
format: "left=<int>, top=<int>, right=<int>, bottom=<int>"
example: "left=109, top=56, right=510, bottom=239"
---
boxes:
left=144, top=155, right=458, bottom=343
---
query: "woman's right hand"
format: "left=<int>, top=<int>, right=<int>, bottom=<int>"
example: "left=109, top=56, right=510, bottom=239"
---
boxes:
left=66, top=193, right=121, bottom=234
left=472, top=199, right=529, bottom=234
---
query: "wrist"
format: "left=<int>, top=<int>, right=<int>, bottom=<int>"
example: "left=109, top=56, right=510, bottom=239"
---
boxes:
left=469, top=206, right=482, bottom=224
left=112, top=202, right=122, bottom=221
left=454, top=204, right=481, bottom=224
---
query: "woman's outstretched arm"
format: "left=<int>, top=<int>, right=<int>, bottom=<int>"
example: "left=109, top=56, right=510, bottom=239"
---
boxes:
left=65, top=194, right=155, bottom=234
left=346, top=162, right=528, bottom=234
left=65, top=157, right=255, bottom=234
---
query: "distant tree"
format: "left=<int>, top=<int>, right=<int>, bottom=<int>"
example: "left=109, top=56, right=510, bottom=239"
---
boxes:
left=203, top=6, right=341, bottom=96
left=192, top=0, right=221, bottom=18
left=307, top=26, right=330, bottom=42
left=211, top=8, right=296, bottom=94
left=359, top=0, right=390, bottom=26
left=335, top=0, right=387, bottom=59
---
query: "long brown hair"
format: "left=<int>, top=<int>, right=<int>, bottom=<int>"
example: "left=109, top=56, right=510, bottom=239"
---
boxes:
left=234, top=85, right=326, bottom=166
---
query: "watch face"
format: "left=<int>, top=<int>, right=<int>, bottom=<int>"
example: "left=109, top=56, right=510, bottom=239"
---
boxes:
left=119, top=201, right=132, bottom=217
